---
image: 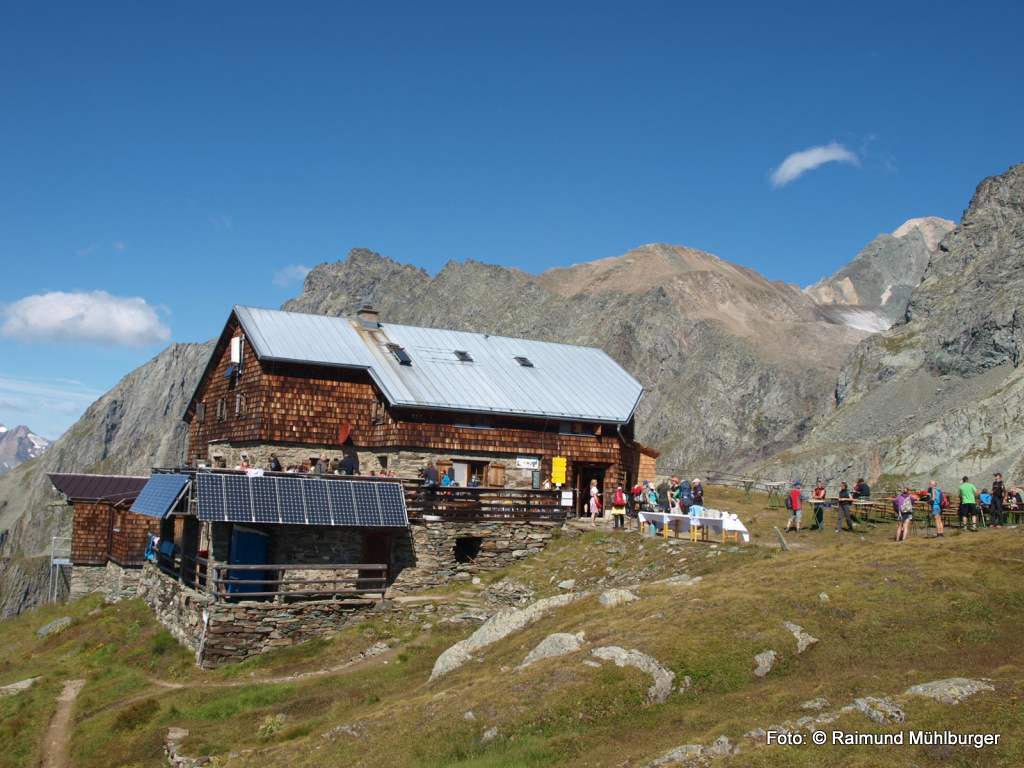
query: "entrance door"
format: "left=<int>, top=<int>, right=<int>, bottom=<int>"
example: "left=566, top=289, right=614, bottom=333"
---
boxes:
left=360, top=532, right=391, bottom=593
left=576, top=465, right=608, bottom=518
left=228, top=527, right=269, bottom=596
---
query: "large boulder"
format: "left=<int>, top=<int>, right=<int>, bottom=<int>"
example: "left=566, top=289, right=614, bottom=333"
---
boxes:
left=430, top=593, right=579, bottom=681
left=519, top=632, right=586, bottom=669
left=591, top=645, right=675, bottom=704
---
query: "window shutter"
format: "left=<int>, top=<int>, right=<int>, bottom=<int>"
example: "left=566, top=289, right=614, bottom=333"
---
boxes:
left=486, top=464, right=506, bottom=488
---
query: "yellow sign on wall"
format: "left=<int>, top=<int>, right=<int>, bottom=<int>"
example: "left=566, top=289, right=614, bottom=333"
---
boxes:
left=551, top=456, right=567, bottom=485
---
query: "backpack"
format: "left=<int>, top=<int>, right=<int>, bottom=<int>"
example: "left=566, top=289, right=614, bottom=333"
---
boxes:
left=613, top=488, right=626, bottom=507
left=899, top=496, right=914, bottom=515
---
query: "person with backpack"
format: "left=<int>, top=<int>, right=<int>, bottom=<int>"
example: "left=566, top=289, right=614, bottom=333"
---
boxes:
left=958, top=476, right=979, bottom=531
left=611, top=484, right=627, bottom=529
left=928, top=480, right=945, bottom=537
left=836, top=480, right=855, bottom=532
left=785, top=481, right=803, bottom=532
left=894, top=487, right=914, bottom=542
left=678, top=479, right=693, bottom=512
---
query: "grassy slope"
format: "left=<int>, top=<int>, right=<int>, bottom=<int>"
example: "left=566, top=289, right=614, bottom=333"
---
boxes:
left=1, top=488, right=1022, bottom=767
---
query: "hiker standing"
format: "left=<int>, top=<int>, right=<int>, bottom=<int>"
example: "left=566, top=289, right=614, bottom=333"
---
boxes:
left=836, top=481, right=855, bottom=532
left=991, top=473, right=1006, bottom=528
left=692, top=478, right=704, bottom=507
left=928, top=480, right=945, bottom=537
left=958, top=476, right=979, bottom=531
left=611, top=484, right=627, bottom=529
left=589, top=478, right=601, bottom=524
left=811, top=480, right=827, bottom=530
left=668, top=476, right=681, bottom=512
left=894, top=487, right=914, bottom=542
left=785, top=481, right=803, bottom=532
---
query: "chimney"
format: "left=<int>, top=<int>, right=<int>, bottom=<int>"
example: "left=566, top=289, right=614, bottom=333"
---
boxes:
left=356, top=304, right=380, bottom=328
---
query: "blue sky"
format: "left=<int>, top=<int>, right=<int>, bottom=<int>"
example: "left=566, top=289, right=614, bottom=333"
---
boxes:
left=1, top=1, right=1022, bottom=439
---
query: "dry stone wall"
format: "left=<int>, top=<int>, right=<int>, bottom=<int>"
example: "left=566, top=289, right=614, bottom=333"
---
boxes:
left=390, top=519, right=558, bottom=592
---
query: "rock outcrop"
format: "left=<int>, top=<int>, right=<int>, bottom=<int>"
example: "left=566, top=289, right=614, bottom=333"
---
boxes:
left=518, top=631, right=586, bottom=669
left=591, top=645, right=676, bottom=704
left=904, top=677, right=994, bottom=705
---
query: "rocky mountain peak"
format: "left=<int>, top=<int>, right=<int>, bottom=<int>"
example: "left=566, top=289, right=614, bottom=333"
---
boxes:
left=0, top=424, right=50, bottom=476
left=891, top=216, right=955, bottom=251
left=804, top=215, right=953, bottom=330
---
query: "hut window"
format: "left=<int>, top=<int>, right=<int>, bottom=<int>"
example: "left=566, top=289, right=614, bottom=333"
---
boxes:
left=216, top=398, right=226, bottom=421
left=196, top=402, right=206, bottom=422
left=387, top=343, right=413, bottom=366
left=454, top=350, right=473, bottom=362
left=454, top=536, right=482, bottom=564
left=371, top=396, right=385, bottom=425
left=235, top=394, right=246, bottom=417
left=514, top=356, right=534, bottom=367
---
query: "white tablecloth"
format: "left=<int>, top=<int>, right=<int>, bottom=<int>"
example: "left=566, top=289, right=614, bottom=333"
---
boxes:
left=638, top=509, right=750, bottom=543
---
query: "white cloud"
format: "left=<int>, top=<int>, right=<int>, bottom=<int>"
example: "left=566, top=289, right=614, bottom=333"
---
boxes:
left=770, top=142, right=859, bottom=188
left=1, top=290, right=171, bottom=346
left=112, top=241, right=127, bottom=252
left=273, top=264, right=312, bottom=287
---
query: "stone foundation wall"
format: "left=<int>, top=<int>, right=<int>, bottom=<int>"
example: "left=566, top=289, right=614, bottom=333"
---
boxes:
left=69, top=565, right=108, bottom=600
left=137, top=563, right=379, bottom=667
left=137, top=563, right=210, bottom=659
left=104, top=561, right=145, bottom=603
left=389, top=519, right=558, bottom=592
left=200, top=599, right=372, bottom=667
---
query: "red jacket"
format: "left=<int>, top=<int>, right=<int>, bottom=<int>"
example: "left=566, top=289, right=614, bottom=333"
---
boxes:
left=789, top=489, right=803, bottom=510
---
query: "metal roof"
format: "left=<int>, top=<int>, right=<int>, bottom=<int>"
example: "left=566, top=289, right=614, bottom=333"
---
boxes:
left=48, top=473, right=150, bottom=504
left=232, top=306, right=643, bottom=423
left=234, top=306, right=375, bottom=370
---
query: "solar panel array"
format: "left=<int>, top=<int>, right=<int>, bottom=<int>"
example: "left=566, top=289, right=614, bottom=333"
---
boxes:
left=129, top=473, right=190, bottom=518
left=194, top=473, right=408, bottom=527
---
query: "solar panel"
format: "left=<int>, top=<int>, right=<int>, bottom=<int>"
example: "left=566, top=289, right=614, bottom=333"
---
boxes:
left=250, top=476, right=281, bottom=524
left=196, top=473, right=226, bottom=521
left=354, top=481, right=382, bottom=526
left=377, top=482, right=409, bottom=527
left=328, top=480, right=359, bottom=526
left=224, top=475, right=254, bottom=523
left=276, top=476, right=307, bottom=525
left=129, top=473, right=190, bottom=518
left=303, top=479, right=332, bottom=525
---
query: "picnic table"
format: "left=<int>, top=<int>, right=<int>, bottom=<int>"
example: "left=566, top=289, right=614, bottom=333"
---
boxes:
left=638, top=509, right=750, bottom=543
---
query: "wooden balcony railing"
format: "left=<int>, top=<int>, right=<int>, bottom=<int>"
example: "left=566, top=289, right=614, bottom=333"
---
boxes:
left=402, top=481, right=569, bottom=522
left=210, top=562, right=388, bottom=601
